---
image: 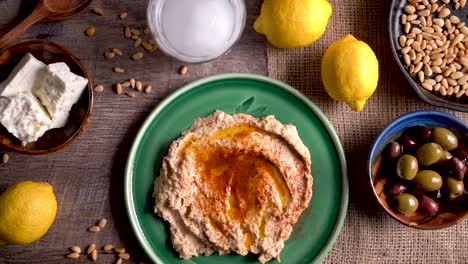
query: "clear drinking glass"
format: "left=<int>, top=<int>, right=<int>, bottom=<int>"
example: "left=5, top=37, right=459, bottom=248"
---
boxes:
left=147, top=0, right=246, bottom=63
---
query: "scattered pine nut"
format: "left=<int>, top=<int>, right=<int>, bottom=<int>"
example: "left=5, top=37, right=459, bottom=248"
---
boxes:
left=70, top=246, right=81, bottom=253
left=134, top=38, right=142, bottom=48
left=85, top=26, right=96, bottom=37
left=144, top=85, right=152, bottom=94
left=112, top=48, right=123, bottom=56
left=114, top=247, right=126, bottom=254
left=94, top=85, right=104, bottom=92
left=65, top=252, right=80, bottom=259
left=2, top=153, right=8, bottom=164
left=119, top=253, right=130, bottom=260
left=119, top=12, right=128, bottom=20
left=103, top=244, right=114, bottom=251
left=121, top=81, right=131, bottom=87
left=116, top=258, right=123, bottom=264
left=130, top=29, right=140, bottom=36
left=92, top=7, right=104, bottom=15
left=87, top=244, right=96, bottom=254
left=126, top=92, right=136, bottom=98
left=104, top=52, right=115, bottom=59
left=132, top=52, right=144, bottom=60
left=88, top=226, right=100, bottom=233
left=142, top=42, right=153, bottom=52
left=179, top=65, right=188, bottom=75
left=130, top=79, right=136, bottom=88
left=135, top=81, right=143, bottom=91
left=113, top=67, right=125, bottom=73
left=115, top=83, right=123, bottom=95
left=91, top=249, right=98, bottom=262
left=131, top=35, right=139, bottom=40
left=144, top=27, right=150, bottom=35
left=97, top=219, right=107, bottom=229
left=124, top=27, right=131, bottom=38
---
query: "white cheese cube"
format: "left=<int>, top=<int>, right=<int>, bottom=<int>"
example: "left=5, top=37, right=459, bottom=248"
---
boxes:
left=47, top=62, right=70, bottom=73
left=34, top=68, right=88, bottom=129
left=0, top=93, right=52, bottom=145
left=0, top=53, right=46, bottom=97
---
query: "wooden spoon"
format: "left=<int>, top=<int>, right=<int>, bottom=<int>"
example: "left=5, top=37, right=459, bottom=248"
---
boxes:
left=0, top=0, right=90, bottom=51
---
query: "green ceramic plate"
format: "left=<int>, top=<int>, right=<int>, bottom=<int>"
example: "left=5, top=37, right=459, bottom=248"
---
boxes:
left=125, top=73, right=348, bottom=264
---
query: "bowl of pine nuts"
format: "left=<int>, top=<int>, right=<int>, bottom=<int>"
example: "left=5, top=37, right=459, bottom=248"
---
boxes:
left=390, top=0, right=468, bottom=112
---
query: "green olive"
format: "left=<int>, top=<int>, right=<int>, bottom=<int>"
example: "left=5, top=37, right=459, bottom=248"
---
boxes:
left=414, top=170, right=443, bottom=191
left=394, top=193, right=419, bottom=214
left=432, top=127, right=458, bottom=151
left=439, top=150, right=453, bottom=162
left=446, top=177, right=464, bottom=200
left=396, top=154, right=418, bottom=180
left=416, top=143, right=443, bottom=166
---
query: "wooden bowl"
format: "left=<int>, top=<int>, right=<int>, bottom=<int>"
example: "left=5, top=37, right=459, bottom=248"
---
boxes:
left=368, top=110, right=468, bottom=229
left=0, top=41, right=93, bottom=155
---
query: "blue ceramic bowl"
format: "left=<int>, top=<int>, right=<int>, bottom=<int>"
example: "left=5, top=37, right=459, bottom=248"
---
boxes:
left=368, top=110, right=468, bottom=229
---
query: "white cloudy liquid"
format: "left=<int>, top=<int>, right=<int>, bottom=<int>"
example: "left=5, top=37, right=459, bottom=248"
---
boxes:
left=161, top=0, right=236, bottom=58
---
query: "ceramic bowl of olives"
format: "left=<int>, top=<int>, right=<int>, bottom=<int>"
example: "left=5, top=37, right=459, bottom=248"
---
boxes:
left=369, top=110, right=468, bottom=229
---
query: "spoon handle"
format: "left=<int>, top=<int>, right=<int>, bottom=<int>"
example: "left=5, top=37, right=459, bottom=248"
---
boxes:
left=0, top=1, right=49, bottom=51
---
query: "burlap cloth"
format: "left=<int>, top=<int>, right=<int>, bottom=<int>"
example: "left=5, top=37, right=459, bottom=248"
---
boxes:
left=266, top=0, right=468, bottom=263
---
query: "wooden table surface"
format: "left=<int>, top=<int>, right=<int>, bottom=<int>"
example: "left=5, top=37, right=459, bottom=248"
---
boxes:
left=0, top=0, right=266, bottom=263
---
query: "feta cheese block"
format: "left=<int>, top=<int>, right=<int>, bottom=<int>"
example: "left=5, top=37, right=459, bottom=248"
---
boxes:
left=0, top=53, right=46, bottom=97
left=0, top=93, right=52, bottom=145
left=34, top=68, right=88, bottom=129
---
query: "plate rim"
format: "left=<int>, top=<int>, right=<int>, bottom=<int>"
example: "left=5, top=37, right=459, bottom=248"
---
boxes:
left=124, top=72, right=349, bottom=264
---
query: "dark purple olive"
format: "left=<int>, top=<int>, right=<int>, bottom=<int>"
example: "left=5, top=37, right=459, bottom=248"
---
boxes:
left=399, top=135, right=418, bottom=150
left=385, top=181, right=408, bottom=195
left=384, top=141, right=403, bottom=160
left=406, top=125, right=432, bottom=143
left=451, top=144, right=468, bottom=162
left=418, top=194, right=439, bottom=216
left=446, top=157, right=467, bottom=180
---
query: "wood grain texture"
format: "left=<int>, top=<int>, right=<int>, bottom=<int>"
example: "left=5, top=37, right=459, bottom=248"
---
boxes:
left=0, top=0, right=266, bottom=263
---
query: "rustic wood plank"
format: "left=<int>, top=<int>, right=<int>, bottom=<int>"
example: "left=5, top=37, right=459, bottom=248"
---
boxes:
left=0, top=0, right=266, bottom=263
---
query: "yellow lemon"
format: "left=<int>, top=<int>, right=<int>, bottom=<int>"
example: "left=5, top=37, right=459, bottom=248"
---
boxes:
left=0, top=181, right=57, bottom=245
left=254, top=0, right=332, bottom=48
left=321, top=34, right=379, bottom=111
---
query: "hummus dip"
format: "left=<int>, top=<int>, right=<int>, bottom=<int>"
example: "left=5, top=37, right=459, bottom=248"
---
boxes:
left=153, top=110, right=312, bottom=263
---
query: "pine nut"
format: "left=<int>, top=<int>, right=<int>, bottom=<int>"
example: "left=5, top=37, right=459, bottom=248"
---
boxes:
left=104, top=52, right=115, bottom=59
left=92, top=7, right=104, bottom=16
left=179, top=65, right=188, bottom=75
left=2, top=153, right=8, bottom=164
left=115, top=83, right=123, bottom=95
left=112, top=48, right=123, bottom=56
left=136, top=81, right=143, bottom=91
left=65, top=253, right=80, bottom=259
left=88, top=226, right=100, bottom=233
left=91, top=249, right=97, bottom=262
left=126, top=92, right=136, bottom=98
left=125, top=27, right=131, bottom=38
left=114, top=247, right=126, bottom=254
left=94, top=85, right=104, bottom=93
left=103, top=244, right=114, bottom=251
left=119, top=253, right=130, bottom=260
left=131, top=52, right=144, bottom=60
left=113, top=67, right=125, bottom=73
left=144, top=85, right=152, bottom=94
left=119, top=12, right=128, bottom=20
left=87, top=244, right=96, bottom=254
left=85, top=26, right=96, bottom=37
left=70, top=246, right=81, bottom=253
left=130, top=79, right=136, bottom=88
left=97, top=219, right=107, bottom=229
